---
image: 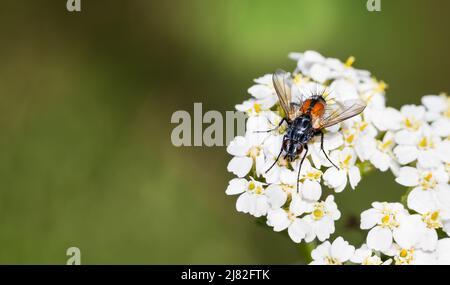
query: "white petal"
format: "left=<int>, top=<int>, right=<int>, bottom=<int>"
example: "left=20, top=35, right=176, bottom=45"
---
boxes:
left=301, top=180, right=322, bottom=201
left=436, top=238, right=450, bottom=265
left=367, top=226, right=393, bottom=251
left=236, top=192, right=252, bottom=214
left=314, top=217, right=334, bottom=241
left=393, top=214, right=427, bottom=249
left=225, top=178, right=247, bottom=195
left=265, top=184, right=288, bottom=209
left=394, top=145, right=418, bottom=165
left=330, top=237, right=355, bottom=262
left=227, top=156, right=253, bottom=178
left=288, top=218, right=311, bottom=243
left=267, top=209, right=290, bottom=232
left=395, top=167, right=419, bottom=187
left=311, top=241, right=331, bottom=262
left=348, top=166, right=361, bottom=189
left=226, top=136, right=249, bottom=156
left=361, top=208, right=382, bottom=230
left=252, top=195, right=269, bottom=217
left=370, top=151, right=391, bottom=172
left=407, top=188, right=438, bottom=214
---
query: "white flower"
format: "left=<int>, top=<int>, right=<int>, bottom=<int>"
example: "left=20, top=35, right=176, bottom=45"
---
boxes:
left=387, top=245, right=436, bottom=265
left=297, top=159, right=323, bottom=201
left=225, top=178, right=270, bottom=217
left=351, top=244, right=391, bottom=265
left=227, top=133, right=265, bottom=178
left=323, top=147, right=361, bottom=192
left=340, top=116, right=378, bottom=162
left=393, top=214, right=434, bottom=251
left=247, top=74, right=278, bottom=109
left=394, top=127, right=450, bottom=168
left=360, top=202, right=409, bottom=251
left=436, top=238, right=450, bottom=265
left=266, top=194, right=311, bottom=243
left=310, top=237, right=355, bottom=265
left=302, top=195, right=341, bottom=242
left=395, top=166, right=449, bottom=213
left=235, top=98, right=273, bottom=116
left=367, top=131, right=398, bottom=172
left=421, top=93, right=449, bottom=121
left=308, top=132, right=343, bottom=169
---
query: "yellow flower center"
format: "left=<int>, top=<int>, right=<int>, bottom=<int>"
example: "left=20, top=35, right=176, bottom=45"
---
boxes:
left=340, top=155, right=353, bottom=169
left=403, top=117, right=421, bottom=131
left=325, top=256, right=342, bottom=265
left=253, top=103, right=262, bottom=114
left=381, top=215, right=390, bottom=224
left=399, top=249, right=408, bottom=258
left=247, top=146, right=261, bottom=159
left=395, top=248, right=415, bottom=265
left=287, top=211, right=296, bottom=221
left=378, top=139, right=393, bottom=152
left=293, top=74, right=304, bottom=84
left=345, top=132, right=355, bottom=145
left=423, top=211, right=442, bottom=229
left=312, top=202, right=326, bottom=220
left=248, top=181, right=263, bottom=194
left=306, top=170, right=322, bottom=181
left=345, top=56, right=355, bottom=67
left=379, top=209, right=399, bottom=229
left=362, top=255, right=383, bottom=265
left=376, top=80, right=388, bottom=93
left=418, top=136, right=434, bottom=150
left=420, top=172, right=437, bottom=190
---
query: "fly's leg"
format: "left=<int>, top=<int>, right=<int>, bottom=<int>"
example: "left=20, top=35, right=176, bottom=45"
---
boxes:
left=296, top=145, right=308, bottom=192
left=265, top=147, right=283, bottom=173
left=320, top=131, right=338, bottom=169
left=254, top=117, right=287, bottom=133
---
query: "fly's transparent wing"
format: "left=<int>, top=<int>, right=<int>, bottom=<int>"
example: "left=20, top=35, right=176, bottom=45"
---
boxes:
left=317, top=99, right=366, bottom=129
left=272, top=69, right=303, bottom=120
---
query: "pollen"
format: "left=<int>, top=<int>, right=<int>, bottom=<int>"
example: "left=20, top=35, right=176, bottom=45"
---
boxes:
left=345, top=133, right=355, bottom=145
left=248, top=182, right=256, bottom=191
left=344, top=56, right=355, bottom=67
left=247, top=146, right=261, bottom=159
left=293, top=74, right=305, bottom=84
left=325, top=256, right=342, bottom=265
left=340, top=155, right=352, bottom=169
left=378, top=139, right=393, bottom=151
left=423, top=211, right=442, bottom=229
left=403, top=117, right=421, bottom=131
left=253, top=103, right=262, bottom=114
left=399, top=249, right=408, bottom=258
left=312, top=202, right=326, bottom=220
left=306, top=171, right=322, bottom=181
left=418, top=136, right=434, bottom=150
left=376, top=80, right=388, bottom=93
left=379, top=210, right=399, bottom=229
left=420, top=172, right=436, bottom=190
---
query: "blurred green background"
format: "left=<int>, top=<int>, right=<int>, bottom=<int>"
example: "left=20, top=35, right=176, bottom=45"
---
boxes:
left=0, top=0, right=448, bottom=264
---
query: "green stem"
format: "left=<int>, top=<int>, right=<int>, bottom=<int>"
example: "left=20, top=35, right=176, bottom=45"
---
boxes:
left=298, top=241, right=316, bottom=264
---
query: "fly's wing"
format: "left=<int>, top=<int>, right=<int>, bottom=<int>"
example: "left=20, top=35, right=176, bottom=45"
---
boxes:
left=272, top=69, right=303, bottom=120
left=316, top=99, right=366, bottom=129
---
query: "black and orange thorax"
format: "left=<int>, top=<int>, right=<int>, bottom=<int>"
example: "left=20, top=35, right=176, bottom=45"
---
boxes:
left=300, top=96, right=326, bottom=118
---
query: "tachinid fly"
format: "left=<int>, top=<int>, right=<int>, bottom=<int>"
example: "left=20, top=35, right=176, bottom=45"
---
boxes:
left=263, top=69, right=366, bottom=191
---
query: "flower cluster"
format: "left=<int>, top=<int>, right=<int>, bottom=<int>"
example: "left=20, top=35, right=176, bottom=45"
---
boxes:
left=225, top=50, right=450, bottom=265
